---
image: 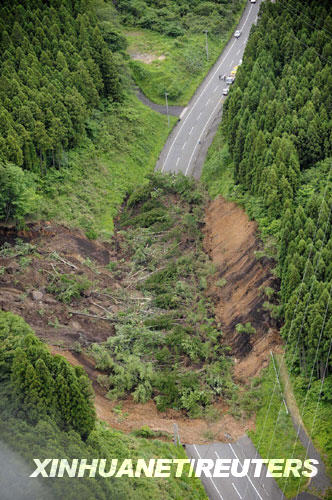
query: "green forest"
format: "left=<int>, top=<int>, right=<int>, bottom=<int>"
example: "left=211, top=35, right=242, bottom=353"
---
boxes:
left=0, top=310, right=206, bottom=500
left=1, top=0, right=332, bottom=498
left=203, top=0, right=332, bottom=483
left=0, top=0, right=122, bottom=174
left=220, top=0, right=332, bottom=382
left=114, top=0, right=244, bottom=37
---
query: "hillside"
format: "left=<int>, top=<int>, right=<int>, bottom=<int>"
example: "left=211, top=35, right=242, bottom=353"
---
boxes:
left=0, top=309, right=206, bottom=500
left=1, top=0, right=332, bottom=499
left=203, top=0, right=332, bottom=495
left=0, top=0, right=246, bottom=234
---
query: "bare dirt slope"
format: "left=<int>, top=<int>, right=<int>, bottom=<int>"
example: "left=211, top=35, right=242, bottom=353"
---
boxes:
left=0, top=195, right=282, bottom=443
left=0, top=222, right=253, bottom=444
left=204, top=196, right=282, bottom=382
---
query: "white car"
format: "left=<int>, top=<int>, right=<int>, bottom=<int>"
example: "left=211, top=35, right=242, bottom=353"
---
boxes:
left=226, top=76, right=235, bottom=84
left=250, top=0, right=256, bottom=3
left=234, top=30, right=241, bottom=38
left=222, top=88, right=229, bottom=96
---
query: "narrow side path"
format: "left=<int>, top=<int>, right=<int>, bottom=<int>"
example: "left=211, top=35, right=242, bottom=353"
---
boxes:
left=135, top=87, right=184, bottom=117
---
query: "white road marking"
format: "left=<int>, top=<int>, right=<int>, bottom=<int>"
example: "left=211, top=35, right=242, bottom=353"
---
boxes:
left=189, top=126, right=194, bottom=135
left=232, top=482, right=243, bottom=499
left=240, top=4, right=253, bottom=30
left=197, top=112, right=202, bottom=121
left=207, top=98, right=211, bottom=105
left=236, top=48, right=241, bottom=55
left=181, top=141, right=187, bottom=150
left=228, top=443, right=264, bottom=500
left=185, top=100, right=221, bottom=175
left=161, top=2, right=253, bottom=172
left=179, top=107, right=187, bottom=119
left=176, top=157, right=180, bottom=166
left=230, top=60, right=234, bottom=67
left=161, top=38, right=236, bottom=171
left=193, top=446, right=224, bottom=500
left=214, top=85, right=219, bottom=92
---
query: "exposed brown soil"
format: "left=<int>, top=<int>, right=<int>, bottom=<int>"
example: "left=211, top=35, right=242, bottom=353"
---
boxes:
left=0, top=222, right=118, bottom=348
left=49, top=345, right=254, bottom=444
left=129, top=52, right=166, bottom=64
left=0, top=194, right=282, bottom=443
left=0, top=221, right=254, bottom=443
left=204, top=196, right=283, bottom=382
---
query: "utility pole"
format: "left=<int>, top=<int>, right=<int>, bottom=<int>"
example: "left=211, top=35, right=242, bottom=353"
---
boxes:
left=165, top=92, right=170, bottom=127
left=270, top=351, right=289, bottom=414
left=173, top=423, right=180, bottom=446
left=203, top=29, right=209, bottom=61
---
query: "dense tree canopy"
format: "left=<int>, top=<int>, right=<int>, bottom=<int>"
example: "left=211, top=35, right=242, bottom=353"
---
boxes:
left=0, top=310, right=206, bottom=500
left=0, top=0, right=122, bottom=176
left=114, top=0, right=244, bottom=36
left=222, top=0, right=332, bottom=378
left=0, top=310, right=96, bottom=438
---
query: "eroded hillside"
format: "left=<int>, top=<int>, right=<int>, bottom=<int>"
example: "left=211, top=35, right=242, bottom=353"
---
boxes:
left=204, top=196, right=282, bottom=381
left=0, top=176, right=280, bottom=442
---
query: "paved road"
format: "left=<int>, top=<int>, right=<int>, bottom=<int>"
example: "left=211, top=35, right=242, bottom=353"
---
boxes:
left=155, top=0, right=263, bottom=179
left=186, top=436, right=285, bottom=500
left=135, top=87, right=185, bottom=117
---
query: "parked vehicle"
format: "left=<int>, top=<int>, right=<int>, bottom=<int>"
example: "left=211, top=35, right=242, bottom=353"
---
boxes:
left=234, top=30, right=241, bottom=38
left=222, top=88, right=229, bottom=96
left=250, top=0, right=256, bottom=4
left=226, top=76, right=235, bottom=84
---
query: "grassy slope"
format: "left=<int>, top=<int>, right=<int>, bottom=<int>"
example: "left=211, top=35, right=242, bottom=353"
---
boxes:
left=292, top=375, right=332, bottom=480
left=125, top=2, right=246, bottom=106
left=248, top=362, right=307, bottom=499
left=278, top=355, right=332, bottom=479
left=38, top=95, right=177, bottom=238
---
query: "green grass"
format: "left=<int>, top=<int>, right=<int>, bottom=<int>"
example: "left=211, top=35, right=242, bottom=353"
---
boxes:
left=38, top=94, right=177, bottom=238
left=202, top=129, right=281, bottom=251
left=249, top=362, right=308, bottom=499
left=201, top=131, right=235, bottom=199
left=125, top=2, right=246, bottom=106
left=292, top=374, right=332, bottom=480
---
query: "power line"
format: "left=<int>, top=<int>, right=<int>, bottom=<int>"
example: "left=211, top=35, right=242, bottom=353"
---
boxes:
left=294, top=337, right=332, bottom=499
left=280, top=0, right=332, bottom=40
left=249, top=162, right=332, bottom=499
left=281, top=282, right=332, bottom=497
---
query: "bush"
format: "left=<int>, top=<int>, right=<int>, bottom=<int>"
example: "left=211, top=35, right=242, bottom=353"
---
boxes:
left=235, top=322, right=256, bottom=335
left=0, top=161, right=38, bottom=223
left=47, top=273, right=92, bottom=303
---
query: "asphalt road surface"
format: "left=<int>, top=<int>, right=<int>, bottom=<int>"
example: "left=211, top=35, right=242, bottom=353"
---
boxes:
left=186, top=436, right=285, bottom=500
left=155, top=0, right=263, bottom=179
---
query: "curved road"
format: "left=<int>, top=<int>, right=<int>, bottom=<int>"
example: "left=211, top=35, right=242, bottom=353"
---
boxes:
left=155, top=0, right=262, bottom=179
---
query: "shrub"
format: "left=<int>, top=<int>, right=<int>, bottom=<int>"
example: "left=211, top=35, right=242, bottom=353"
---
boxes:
left=0, top=161, right=38, bottom=224
left=235, top=322, right=256, bottom=335
left=47, top=273, right=92, bottom=303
